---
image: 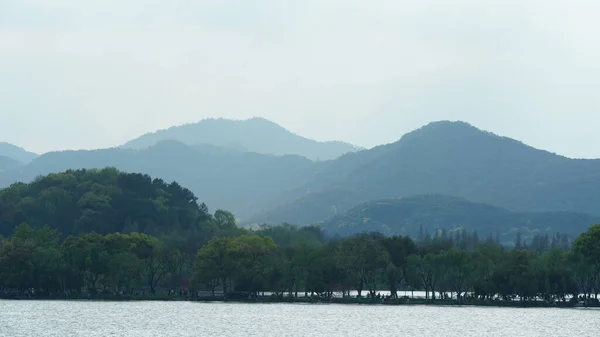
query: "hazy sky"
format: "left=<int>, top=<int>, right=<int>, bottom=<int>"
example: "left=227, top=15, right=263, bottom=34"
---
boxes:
left=1, top=0, right=599, bottom=158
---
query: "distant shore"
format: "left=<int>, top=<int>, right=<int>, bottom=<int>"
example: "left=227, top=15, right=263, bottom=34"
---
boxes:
left=2, top=294, right=598, bottom=308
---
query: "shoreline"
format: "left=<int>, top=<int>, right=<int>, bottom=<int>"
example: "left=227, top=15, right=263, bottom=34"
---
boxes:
left=1, top=295, right=598, bottom=308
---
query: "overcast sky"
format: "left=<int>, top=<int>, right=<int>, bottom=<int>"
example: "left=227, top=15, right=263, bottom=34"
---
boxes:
left=1, top=0, right=599, bottom=158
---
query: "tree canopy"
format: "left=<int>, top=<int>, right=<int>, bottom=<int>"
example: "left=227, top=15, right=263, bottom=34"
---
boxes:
left=2, top=223, right=599, bottom=304
left=0, top=168, right=212, bottom=238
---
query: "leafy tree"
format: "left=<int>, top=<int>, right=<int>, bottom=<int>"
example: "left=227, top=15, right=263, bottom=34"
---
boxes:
left=442, top=248, right=472, bottom=301
left=192, top=237, right=235, bottom=296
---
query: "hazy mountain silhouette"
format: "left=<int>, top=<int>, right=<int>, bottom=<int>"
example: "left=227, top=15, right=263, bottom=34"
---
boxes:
left=321, top=194, right=600, bottom=238
left=3, top=120, right=600, bottom=230
left=0, top=141, right=318, bottom=218
left=122, top=117, right=361, bottom=161
left=250, top=121, right=600, bottom=225
left=0, top=142, right=38, bottom=163
left=0, top=156, right=22, bottom=172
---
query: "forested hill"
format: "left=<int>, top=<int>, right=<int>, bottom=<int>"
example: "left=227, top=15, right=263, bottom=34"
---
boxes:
left=121, top=117, right=361, bottom=161
left=0, top=141, right=319, bottom=220
left=0, top=168, right=227, bottom=238
left=0, top=142, right=38, bottom=163
left=322, top=195, right=600, bottom=239
left=251, top=121, right=600, bottom=225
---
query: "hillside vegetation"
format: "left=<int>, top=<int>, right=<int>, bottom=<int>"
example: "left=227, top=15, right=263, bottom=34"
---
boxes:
left=321, top=195, right=600, bottom=239
left=0, top=167, right=226, bottom=239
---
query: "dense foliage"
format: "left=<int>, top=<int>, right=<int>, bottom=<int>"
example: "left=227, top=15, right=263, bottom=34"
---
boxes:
left=2, top=221, right=598, bottom=305
left=0, top=222, right=325, bottom=297
left=322, top=195, right=600, bottom=240
left=0, top=168, right=218, bottom=239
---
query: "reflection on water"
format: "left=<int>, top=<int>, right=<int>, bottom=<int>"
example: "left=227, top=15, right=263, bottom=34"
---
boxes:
left=1, top=300, right=598, bottom=337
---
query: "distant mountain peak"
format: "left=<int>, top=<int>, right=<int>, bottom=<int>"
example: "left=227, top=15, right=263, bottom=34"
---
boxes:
left=122, top=117, right=360, bottom=161
left=246, top=116, right=276, bottom=124
left=393, top=119, right=535, bottom=154
left=405, top=120, right=487, bottom=137
left=0, top=142, right=38, bottom=163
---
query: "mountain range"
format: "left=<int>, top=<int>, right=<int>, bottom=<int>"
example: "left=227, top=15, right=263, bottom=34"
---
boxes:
left=1, top=118, right=599, bottom=237
left=251, top=121, right=600, bottom=225
left=122, top=117, right=361, bottom=161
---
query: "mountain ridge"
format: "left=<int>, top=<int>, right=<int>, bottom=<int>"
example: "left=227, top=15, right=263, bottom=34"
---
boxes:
left=0, top=156, right=22, bottom=172
left=248, top=121, right=600, bottom=225
left=3, top=120, right=600, bottom=231
left=0, top=142, right=38, bottom=163
left=121, top=117, right=362, bottom=161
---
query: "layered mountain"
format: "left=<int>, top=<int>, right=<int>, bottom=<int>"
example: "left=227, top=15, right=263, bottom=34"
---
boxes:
left=0, top=142, right=38, bottom=163
left=0, top=156, right=22, bottom=172
left=122, top=117, right=361, bottom=161
left=250, top=121, right=600, bottom=225
left=0, top=141, right=319, bottom=218
left=3, top=120, right=600, bottom=233
left=321, top=195, right=600, bottom=238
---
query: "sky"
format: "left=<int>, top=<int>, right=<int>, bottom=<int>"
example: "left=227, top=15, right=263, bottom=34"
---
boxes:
left=1, top=0, right=599, bottom=158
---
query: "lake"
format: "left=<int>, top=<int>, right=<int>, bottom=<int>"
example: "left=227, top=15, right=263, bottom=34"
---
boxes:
left=1, top=300, right=598, bottom=337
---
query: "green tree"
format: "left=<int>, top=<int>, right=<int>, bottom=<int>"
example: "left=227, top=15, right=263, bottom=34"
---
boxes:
left=443, top=248, right=472, bottom=301
left=228, top=235, right=276, bottom=295
left=573, top=224, right=600, bottom=299
left=192, top=237, right=234, bottom=296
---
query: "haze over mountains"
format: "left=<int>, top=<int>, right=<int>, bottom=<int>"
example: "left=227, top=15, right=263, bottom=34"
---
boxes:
left=122, top=117, right=361, bottom=161
left=0, top=156, right=22, bottom=172
left=0, top=142, right=38, bottom=163
left=252, top=121, right=600, bottom=225
left=0, top=141, right=317, bottom=219
left=1, top=118, right=599, bottom=238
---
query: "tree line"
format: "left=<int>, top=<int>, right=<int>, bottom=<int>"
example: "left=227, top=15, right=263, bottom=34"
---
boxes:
left=0, top=168, right=598, bottom=305
left=1, top=221, right=599, bottom=304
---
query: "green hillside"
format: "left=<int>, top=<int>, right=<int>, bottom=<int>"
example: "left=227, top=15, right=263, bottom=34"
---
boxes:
left=321, top=195, right=600, bottom=239
left=0, top=167, right=219, bottom=238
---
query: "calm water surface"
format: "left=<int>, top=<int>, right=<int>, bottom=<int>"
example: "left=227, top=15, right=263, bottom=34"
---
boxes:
left=1, top=300, right=598, bottom=337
